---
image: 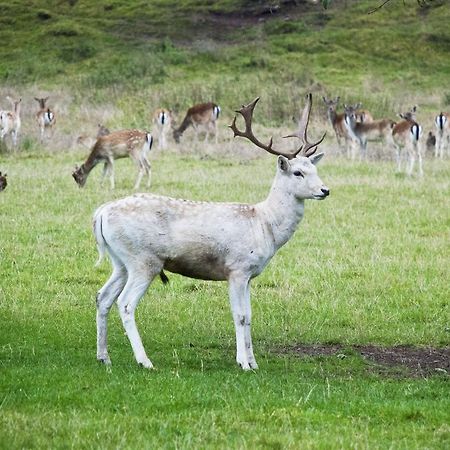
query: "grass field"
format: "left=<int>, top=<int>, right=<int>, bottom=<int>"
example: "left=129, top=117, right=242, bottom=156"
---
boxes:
left=0, top=144, right=449, bottom=448
left=1, top=0, right=450, bottom=448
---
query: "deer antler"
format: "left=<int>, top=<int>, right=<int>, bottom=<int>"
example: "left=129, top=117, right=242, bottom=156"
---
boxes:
left=230, top=94, right=325, bottom=159
left=283, top=93, right=326, bottom=158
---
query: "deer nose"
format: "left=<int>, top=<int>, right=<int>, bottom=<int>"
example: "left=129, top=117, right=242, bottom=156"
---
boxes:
left=321, top=188, right=330, bottom=197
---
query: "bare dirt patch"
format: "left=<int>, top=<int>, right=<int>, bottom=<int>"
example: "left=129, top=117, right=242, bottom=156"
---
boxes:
left=281, top=344, right=450, bottom=377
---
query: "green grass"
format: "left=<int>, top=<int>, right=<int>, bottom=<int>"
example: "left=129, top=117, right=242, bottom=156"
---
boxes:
left=0, top=0, right=449, bottom=447
left=0, top=149, right=449, bottom=448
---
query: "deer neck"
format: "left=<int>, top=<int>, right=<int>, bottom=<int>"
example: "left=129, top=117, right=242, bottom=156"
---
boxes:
left=176, top=114, right=193, bottom=135
left=345, top=116, right=360, bottom=141
left=327, top=109, right=337, bottom=126
left=259, top=177, right=305, bottom=250
left=82, top=152, right=101, bottom=175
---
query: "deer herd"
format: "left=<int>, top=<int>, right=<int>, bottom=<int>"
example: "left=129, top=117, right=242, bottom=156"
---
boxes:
left=322, top=96, right=448, bottom=176
left=0, top=93, right=448, bottom=191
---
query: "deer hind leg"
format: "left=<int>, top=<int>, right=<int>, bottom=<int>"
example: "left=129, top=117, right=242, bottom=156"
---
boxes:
left=416, top=144, right=423, bottom=177
left=11, top=130, right=18, bottom=148
left=435, top=133, right=440, bottom=158
left=132, top=157, right=151, bottom=190
left=160, top=128, right=166, bottom=150
left=135, top=157, right=151, bottom=189
left=96, top=255, right=127, bottom=365
left=406, top=148, right=415, bottom=176
left=394, top=144, right=403, bottom=172
left=143, top=158, right=151, bottom=188
left=228, top=274, right=258, bottom=370
left=117, top=262, right=161, bottom=369
left=213, top=121, right=218, bottom=145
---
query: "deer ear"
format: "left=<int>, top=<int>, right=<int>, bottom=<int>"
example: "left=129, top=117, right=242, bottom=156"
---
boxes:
left=309, top=152, right=324, bottom=165
left=277, top=155, right=290, bottom=172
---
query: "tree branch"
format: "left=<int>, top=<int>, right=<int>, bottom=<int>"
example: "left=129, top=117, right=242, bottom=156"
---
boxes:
left=368, top=0, right=394, bottom=14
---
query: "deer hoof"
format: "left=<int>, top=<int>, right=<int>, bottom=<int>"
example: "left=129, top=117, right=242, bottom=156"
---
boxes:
left=138, top=359, right=154, bottom=370
left=97, top=355, right=112, bottom=365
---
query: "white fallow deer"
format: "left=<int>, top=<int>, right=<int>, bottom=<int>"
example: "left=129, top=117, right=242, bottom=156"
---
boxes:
left=152, top=108, right=172, bottom=149
left=92, top=94, right=329, bottom=371
left=343, top=104, right=396, bottom=160
left=34, top=97, right=56, bottom=143
left=392, top=106, right=423, bottom=176
left=0, top=97, right=22, bottom=148
left=173, top=102, right=221, bottom=145
left=434, top=112, right=449, bottom=158
left=72, top=129, right=153, bottom=190
left=322, top=96, right=373, bottom=158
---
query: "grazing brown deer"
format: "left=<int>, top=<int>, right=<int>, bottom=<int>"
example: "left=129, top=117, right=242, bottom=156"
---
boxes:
left=173, top=102, right=220, bottom=144
left=0, top=97, right=21, bottom=148
left=93, top=94, right=329, bottom=370
left=34, top=97, right=56, bottom=143
left=152, top=108, right=172, bottom=149
left=392, top=106, right=423, bottom=176
left=0, top=171, right=7, bottom=191
left=72, top=129, right=153, bottom=190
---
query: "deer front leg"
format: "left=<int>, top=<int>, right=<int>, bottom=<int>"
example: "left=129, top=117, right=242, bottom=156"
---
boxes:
left=117, top=267, right=155, bottom=369
left=107, top=159, right=115, bottom=189
left=214, top=122, right=218, bottom=145
left=228, top=274, right=258, bottom=370
left=100, top=162, right=109, bottom=186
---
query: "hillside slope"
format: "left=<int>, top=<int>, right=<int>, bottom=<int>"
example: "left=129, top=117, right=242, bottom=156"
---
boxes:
left=0, top=0, right=449, bottom=127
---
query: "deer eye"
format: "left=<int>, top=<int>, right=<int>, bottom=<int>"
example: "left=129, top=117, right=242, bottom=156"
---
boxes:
left=293, top=170, right=304, bottom=178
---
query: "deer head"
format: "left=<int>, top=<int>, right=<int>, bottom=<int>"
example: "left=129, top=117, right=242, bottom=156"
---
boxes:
left=97, top=124, right=110, bottom=137
left=34, top=97, right=49, bottom=109
left=322, top=96, right=341, bottom=113
left=399, top=105, right=418, bottom=121
left=72, top=165, right=88, bottom=188
left=230, top=94, right=329, bottom=201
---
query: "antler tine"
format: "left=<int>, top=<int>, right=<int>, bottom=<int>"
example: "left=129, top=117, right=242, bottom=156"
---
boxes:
left=229, top=97, right=300, bottom=159
left=284, top=93, right=326, bottom=158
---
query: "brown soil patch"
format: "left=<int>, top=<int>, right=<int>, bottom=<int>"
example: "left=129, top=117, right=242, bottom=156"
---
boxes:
left=281, top=344, right=450, bottom=377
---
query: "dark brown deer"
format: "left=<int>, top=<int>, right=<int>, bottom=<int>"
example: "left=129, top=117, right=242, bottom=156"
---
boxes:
left=0, top=171, right=7, bottom=191
left=173, top=102, right=220, bottom=144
